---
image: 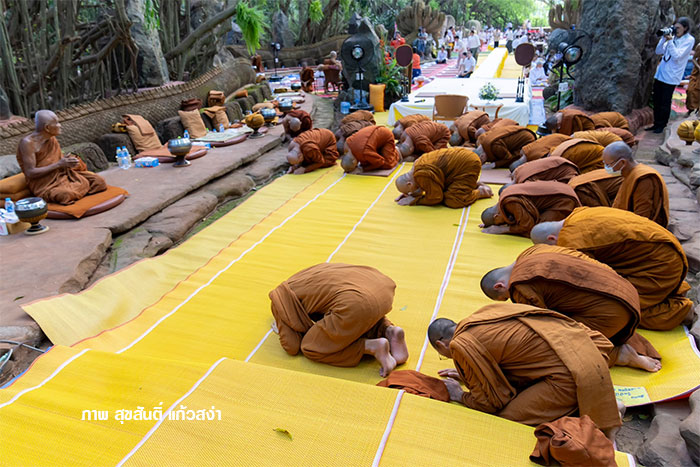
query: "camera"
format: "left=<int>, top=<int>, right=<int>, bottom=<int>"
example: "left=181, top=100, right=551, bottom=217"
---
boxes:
left=656, top=27, right=675, bottom=37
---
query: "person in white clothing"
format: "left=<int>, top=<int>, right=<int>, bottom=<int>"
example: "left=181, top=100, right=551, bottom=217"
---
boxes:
left=454, top=35, right=464, bottom=68
left=467, top=30, right=481, bottom=60
left=505, top=28, right=515, bottom=53
left=649, top=17, right=695, bottom=133
left=529, top=60, right=548, bottom=86
left=457, top=50, right=477, bottom=78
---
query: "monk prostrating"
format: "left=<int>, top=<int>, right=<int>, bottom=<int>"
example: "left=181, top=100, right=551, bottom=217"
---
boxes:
left=341, top=109, right=376, bottom=126
left=394, top=148, right=492, bottom=207
left=481, top=244, right=661, bottom=372
left=604, top=142, right=670, bottom=227
left=473, top=118, right=520, bottom=141
left=572, top=129, right=623, bottom=148
left=398, top=120, right=450, bottom=161
left=598, top=127, right=636, bottom=146
left=550, top=138, right=605, bottom=174
left=287, top=128, right=339, bottom=174
left=449, top=111, right=490, bottom=147
left=512, top=156, right=580, bottom=184
left=335, top=119, right=374, bottom=152
left=393, top=114, right=431, bottom=140
left=428, top=304, right=621, bottom=434
left=474, top=125, right=536, bottom=168
left=342, top=125, right=400, bottom=173
left=530, top=207, right=694, bottom=330
left=591, top=111, right=630, bottom=130
left=17, top=110, right=107, bottom=205
left=269, top=263, right=408, bottom=376
left=282, top=109, right=313, bottom=141
left=568, top=169, right=623, bottom=207
left=509, top=133, right=572, bottom=171
left=480, top=181, right=580, bottom=236
left=546, top=108, right=595, bottom=135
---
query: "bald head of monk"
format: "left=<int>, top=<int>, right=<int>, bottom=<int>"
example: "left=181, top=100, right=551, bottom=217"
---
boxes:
left=35, top=110, right=61, bottom=135
left=428, top=317, right=457, bottom=358
left=530, top=220, right=565, bottom=244
left=287, top=141, right=303, bottom=165
left=480, top=205, right=499, bottom=227
left=449, top=124, right=465, bottom=146
left=340, top=144, right=359, bottom=172
left=473, top=145, right=488, bottom=164
left=509, top=153, right=528, bottom=172
left=602, top=141, right=636, bottom=176
left=393, top=123, right=405, bottom=140
left=545, top=114, right=561, bottom=133
left=398, top=137, right=414, bottom=158
left=474, top=127, right=487, bottom=139
left=498, top=183, right=513, bottom=195
left=286, top=116, right=302, bottom=133
left=480, top=265, right=514, bottom=301
left=395, top=172, right=421, bottom=196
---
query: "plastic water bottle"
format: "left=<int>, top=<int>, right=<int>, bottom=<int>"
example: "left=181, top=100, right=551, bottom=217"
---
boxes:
left=122, top=147, right=133, bottom=166
left=4, top=198, right=14, bottom=214
left=219, top=123, right=225, bottom=133
left=183, top=129, right=190, bottom=139
left=117, top=147, right=129, bottom=170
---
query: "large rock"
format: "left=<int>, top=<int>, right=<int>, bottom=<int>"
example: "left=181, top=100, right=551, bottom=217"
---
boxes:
left=575, top=0, right=675, bottom=113
left=0, top=154, right=20, bottom=179
left=684, top=232, right=700, bottom=274
left=64, top=142, right=110, bottom=173
left=126, top=0, right=169, bottom=87
left=271, top=11, right=295, bottom=48
left=340, top=15, right=382, bottom=95
left=638, top=412, right=694, bottom=466
left=0, top=85, right=11, bottom=120
left=680, top=390, right=700, bottom=464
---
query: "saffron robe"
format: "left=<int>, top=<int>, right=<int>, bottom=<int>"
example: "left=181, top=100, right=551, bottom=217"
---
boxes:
left=572, top=130, right=622, bottom=148
left=550, top=138, right=605, bottom=174
left=495, top=181, right=581, bottom=236
left=346, top=125, right=400, bottom=171
left=412, top=148, right=482, bottom=208
left=339, top=119, right=373, bottom=139
left=451, top=303, right=620, bottom=430
left=17, top=136, right=106, bottom=205
left=687, top=45, right=700, bottom=111
left=404, top=121, right=451, bottom=156
left=597, top=127, right=636, bottom=146
left=479, top=125, right=537, bottom=168
left=294, top=128, right=339, bottom=170
left=480, top=118, right=519, bottom=132
left=512, top=156, right=580, bottom=184
left=396, top=114, right=431, bottom=132
left=269, top=263, right=396, bottom=366
left=558, top=108, right=595, bottom=135
left=452, top=111, right=490, bottom=144
left=300, top=67, right=315, bottom=92
left=377, top=370, right=450, bottom=401
left=557, top=207, right=693, bottom=330
left=568, top=169, right=623, bottom=207
left=341, top=110, right=376, bottom=126
left=611, top=163, right=670, bottom=227
left=283, top=109, right=313, bottom=138
left=591, top=111, right=630, bottom=130
left=521, top=134, right=571, bottom=161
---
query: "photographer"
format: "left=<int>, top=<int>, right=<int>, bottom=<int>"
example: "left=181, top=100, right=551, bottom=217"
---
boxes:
left=649, top=17, right=695, bottom=133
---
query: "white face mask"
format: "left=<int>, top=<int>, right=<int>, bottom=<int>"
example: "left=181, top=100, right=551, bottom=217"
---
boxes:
left=604, top=159, right=623, bottom=176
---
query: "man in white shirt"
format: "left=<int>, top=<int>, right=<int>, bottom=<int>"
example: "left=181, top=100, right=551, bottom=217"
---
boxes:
left=650, top=17, right=696, bottom=133
left=453, top=35, right=464, bottom=68
left=467, top=30, right=481, bottom=61
left=505, top=28, right=515, bottom=53
left=457, top=50, right=477, bottom=78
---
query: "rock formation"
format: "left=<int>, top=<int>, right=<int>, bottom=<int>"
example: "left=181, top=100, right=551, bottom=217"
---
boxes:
left=340, top=15, right=382, bottom=95
left=0, top=86, right=10, bottom=120
left=272, top=11, right=295, bottom=49
left=397, top=0, right=445, bottom=43
left=126, top=0, right=169, bottom=87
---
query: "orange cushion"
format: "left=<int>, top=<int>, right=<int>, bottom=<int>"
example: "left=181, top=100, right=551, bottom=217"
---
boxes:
left=46, top=185, right=129, bottom=219
left=0, top=173, right=28, bottom=195
left=178, top=110, right=208, bottom=139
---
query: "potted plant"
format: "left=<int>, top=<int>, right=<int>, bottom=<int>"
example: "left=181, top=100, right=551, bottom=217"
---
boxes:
left=479, top=82, right=500, bottom=101
left=376, top=59, right=405, bottom=106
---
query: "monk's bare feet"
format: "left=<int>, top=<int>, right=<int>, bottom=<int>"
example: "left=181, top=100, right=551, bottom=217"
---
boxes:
left=385, top=326, right=409, bottom=365
left=365, top=338, right=397, bottom=378
left=617, top=344, right=662, bottom=372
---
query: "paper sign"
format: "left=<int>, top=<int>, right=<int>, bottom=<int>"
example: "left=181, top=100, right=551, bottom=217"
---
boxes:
left=558, top=82, right=569, bottom=93
left=614, top=385, right=651, bottom=406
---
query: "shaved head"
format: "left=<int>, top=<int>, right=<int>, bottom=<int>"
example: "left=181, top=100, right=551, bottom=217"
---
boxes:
left=545, top=115, right=559, bottom=132
left=603, top=141, right=634, bottom=162
left=287, top=146, right=303, bottom=165
left=392, top=123, right=404, bottom=140
left=530, top=220, right=564, bottom=244
left=450, top=129, right=464, bottom=146
left=480, top=266, right=511, bottom=300
left=341, top=153, right=358, bottom=172
left=481, top=205, right=498, bottom=226
left=398, top=138, right=414, bottom=158
left=509, top=154, right=527, bottom=172
left=288, top=117, right=301, bottom=132
left=395, top=172, right=417, bottom=195
left=428, top=318, right=457, bottom=348
left=35, top=110, right=59, bottom=133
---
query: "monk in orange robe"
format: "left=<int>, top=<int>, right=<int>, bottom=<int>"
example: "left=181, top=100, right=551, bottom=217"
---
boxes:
left=287, top=128, right=339, bottom=174
left=508, top=133, right=572, bottom=171
left=393, top=114, right=431, bottom=139
left=512, top=156, right=580, bottom=184
left=481, top=244, right=661, bottom=372
left=428, top=304, right=621, bottom=434
left=341, top=109, right=376, bottom=126
left=282, top=109, right=313, bottom=141
left=342, top=125, right=400, bottom=173
left=474, top=125, right=536, bottom=168
left=546, top=108, right=595, bottom=135
left=549, top=138, right=605, bottom=174
left=531, top=207, right=694, bottom=330
left=687, top=44, right=700, bottom=114
left=17, top=110, right=107, bottom=205
left=480, top=180, right=580, bottom=236
left=395, top=148, right=492, bottom=207
left=449, top=111, right=490, bottom=147
left=269, top=263, right=408, bottom=376
left=590, top=111, right=630, bottom=130
left=572, top=129, right=623, bottom=147
left=598, top=127, right=636, bottom=146
left=473, top=118, right=520, bottom=141
left=300, top=66, right=315, bottom=93
left=603, top=142, right=670, bottom=227
left=568, top=169, right=623, bottom=207
left=398, top=120, right=450, bottom=161
left=335, top=119, right=373, bottom=152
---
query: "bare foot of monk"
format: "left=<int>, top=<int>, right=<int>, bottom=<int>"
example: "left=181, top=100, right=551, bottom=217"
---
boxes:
left=617, top=344, right=662, bottom=372
left=385, top=326, right=409, bottom=365
left=365, top=338, right=397, bottom=377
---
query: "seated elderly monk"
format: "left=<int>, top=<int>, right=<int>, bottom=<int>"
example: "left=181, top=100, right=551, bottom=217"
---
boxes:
left=481, top=244, right=661, bottom=372
left=531, top=207, right=694, bottom=330
left=398, top=120, right=451, bottom=161
left=341, top=125, right=399, bottom=173
left=428, top=303, right=622, bottom=435
left=17, top=110, right=106, bottom=205
left=550, top=138, right=605, bottom=174
left=341, top=109, right=376, bottom=126
left=591, top=111, right=630, bottom=130
left=508, top=133, right=572, bottom=171
left=393, top=114, right=431, bottom=140
left=335, top=119, right=373, bottom=152
left=394, top=148, right=492, bottom=207
left=449, top=111, right=490, bottom=147
left=568, top=169, right=623, bottom=207
left=604, top=142, right=669, bottom=227
left=546, top=108, right=595, bottom=135
left=282, top=109, right=313, bottom=141
left=480, top=180, right=581, bottom=236
left=572, top=129, right=623, bottom=148
left=511, top=156, right=580, bottom=185
left=269, top=263, right=408, bottom=376
left=474, top=125, right=536, bottom=168
left=287, top=128, right=339, bottom=174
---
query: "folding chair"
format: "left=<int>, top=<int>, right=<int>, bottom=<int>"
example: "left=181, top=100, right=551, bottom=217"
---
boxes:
left=432, top=94, right=469, bottom=124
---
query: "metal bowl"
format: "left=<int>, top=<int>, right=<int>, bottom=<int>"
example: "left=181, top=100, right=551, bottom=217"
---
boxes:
left=15, top=197, right=47, bottom=221
left=291, top=83, right=302, bottom=91
left=167, top=138, right=192, bottom=157
left=278, top=99, right=293, bottom=113
left=260, top=108, right=277, bottom=124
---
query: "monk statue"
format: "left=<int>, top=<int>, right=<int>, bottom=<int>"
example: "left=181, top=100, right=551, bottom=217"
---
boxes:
left=287, top=128, right=339, bottom=174
left=269, top=263, right=408, bottom=376
left=545, top=109, right=595, bottom=135
left=568, top=169, right=623, bottom=207
left=393, top=114, right=431, bottom=140
left=341, top=125, right=399, bottom=173
left=473, top=125, right=536, bottom=169
left=282, top=109, right=313, bottom=142
left=603, top=141, right=670, bottom=227
left=17, top=110, right=106, bottom=205
left=481, top=244, right=661, bottom=372
left=397, top=121, right=450, bottom=161
left=394, top=148, right=492, bottom=207
left=428, top=303, right=622, bottom=438
left=530, top=207, right=694, bottom=330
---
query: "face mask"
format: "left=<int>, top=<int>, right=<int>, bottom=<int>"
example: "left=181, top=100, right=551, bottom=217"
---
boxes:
left=604, top=160, right=622, bottom=176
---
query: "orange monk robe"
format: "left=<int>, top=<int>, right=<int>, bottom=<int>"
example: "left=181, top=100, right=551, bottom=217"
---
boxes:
left=339, top=119, right=373, bottom=139
left=17, top=136, right=106, bottom=205
left=568, top=169, right=623, bottom=207
left=612, top=163, right=670, bottom=227
left=451, top=303, right=620, bottom=430
left=479, top=125, right=536, bottom=168
left=480, top=118, right=519, bottom=132
left=346, top=125, right=400, bottom=171
left=495, top=181, right=581, bottom=236
left=294, top=128, right=339, bottom=170
left=512, top=156, right=580, bottom=184
left=412, top=148, right=482, bottom=208
left=283, top=109, right=313, bottom=138
left=300, top=67, right=315, bottom=92
left=590, top=111, right=630, bottom=130
left=452, top=111, right=490, bottom=144
left=269, top=263, right=396, bottom=366
left=572, top=130, right=622, bottom=148
left=687, top=45, right=700, bottom=112
left=558, top=108, right=595, bottom=135
left=557, top=207, right=693, bottom=330
left=520, top=134, right=571, bottom=161
left=598, top=127, right=636, bottom=146
left=341, top=109, right=376, bottom=126
left=404, top=121, right=451, bottom=155
left=396, top=114, right=430, bottom=131
left=550, top=138, right=604, bottom=174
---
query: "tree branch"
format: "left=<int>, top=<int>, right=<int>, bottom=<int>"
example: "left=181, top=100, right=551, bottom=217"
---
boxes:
left=164, top=2, right=238, bottom=60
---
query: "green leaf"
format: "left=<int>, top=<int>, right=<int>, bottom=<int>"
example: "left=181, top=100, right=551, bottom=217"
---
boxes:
left=13, top=296, right=24, bottom=301
left=273, top=427, right=293, bottom=440
left=236, top=1, right=265, bottom=56
left=309, top=0, right=324, bottom=24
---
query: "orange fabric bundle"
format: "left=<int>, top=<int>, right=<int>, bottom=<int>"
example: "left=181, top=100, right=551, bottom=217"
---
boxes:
left=377, top=370, right=450, bottom=401
left=530, top=415, right=616, bottom=466
left=521, top=134, right=571, bottom=161
left=345, top=125, right=399, bottom=171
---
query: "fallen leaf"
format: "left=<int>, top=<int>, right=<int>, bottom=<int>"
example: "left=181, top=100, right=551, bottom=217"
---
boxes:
left=13, top=296, right=24, bottom=301
left=623, top=415, right=633, bottom=422
left=453, top=223, right=460, bottom=226
left=273, top=428, right=293, bottom=440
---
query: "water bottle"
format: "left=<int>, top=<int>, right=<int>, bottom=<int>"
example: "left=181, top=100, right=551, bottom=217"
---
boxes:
left=4, top=198, right=14, bottom=214
left=117, top=147, right=129, bottom=170
left=122, top=147, right=133, bottom=166
left=219, top=123, right=225, bottom=132
left=183, top=129, right=190, bottom=139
